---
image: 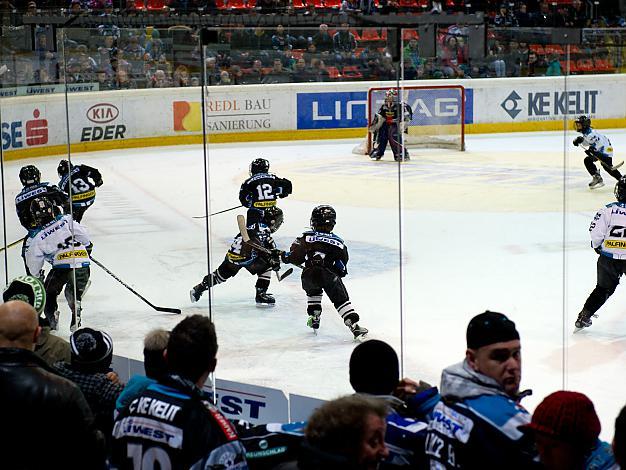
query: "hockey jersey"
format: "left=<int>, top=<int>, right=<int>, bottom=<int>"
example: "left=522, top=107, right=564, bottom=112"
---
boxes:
left=238, top=173, right=292, bottom=209
left=285, top=230, right=349, bottom=277
left=376, top=102, right=413, bottom=126
left=589, top=202, right=626, bottom=259
left=226, top=224, right=276, bottom=267
left=25, top=215, right=91, bottom=274
left=15, top=182, right=68, bottom=230
left=58, top=165, right=102, bottom=208
left=581, top=128, right=613, bottom=158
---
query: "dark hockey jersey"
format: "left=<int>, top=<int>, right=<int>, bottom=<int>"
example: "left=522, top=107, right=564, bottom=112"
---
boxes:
left=58, top=165, right=102, bottom=208
left=377, top=102, right=413, bottom=126
left=111, top=375, right=248, bottom=470
left=284, top=230, right=348, bottom=277
left=226, top=224, right=276, bottom=267
left=239, top=173, right=292, bottom=209
left=15, top=182, right=68, bottom=230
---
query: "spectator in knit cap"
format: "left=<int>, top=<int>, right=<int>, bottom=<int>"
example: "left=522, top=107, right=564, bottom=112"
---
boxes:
left=3, top=275, right=70, bottom=367
left=424, top=311, right=540, bottom=469
left=523, top=391, right=617, bottom=469
left=350, top=339, right=440, bottom=468
left=54, top=327, right=124, bottom=444
left=615, top=405, right=626, bottom=467
left=115, top=328, right=169, bottom=411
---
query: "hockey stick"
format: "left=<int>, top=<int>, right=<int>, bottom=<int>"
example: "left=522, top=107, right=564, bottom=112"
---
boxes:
left=90, top=256, right=181, bottom=314
left=193, top=205, right=240, bottom=219
left=0, top=237, right=25, bottom=253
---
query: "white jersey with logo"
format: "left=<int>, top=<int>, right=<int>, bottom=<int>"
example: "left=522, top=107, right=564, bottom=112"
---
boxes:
left=26, top=215, right=91, bottom=274
left=582, top=128, right=613, bottom=158
left=590, top=202, right=626, bottom=259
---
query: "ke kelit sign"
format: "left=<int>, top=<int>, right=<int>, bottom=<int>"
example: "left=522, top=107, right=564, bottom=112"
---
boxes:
left=499, top=88, right=599, bottom=120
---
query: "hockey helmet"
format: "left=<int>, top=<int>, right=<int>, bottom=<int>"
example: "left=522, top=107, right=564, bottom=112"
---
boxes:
left=263, top=206, right=284, bottom=233
left=3, top=275, right=46, bottom=316
left=385, top=88, right=398, bottom=104
left=575, top=115, right=591, bottom=133
left=57, top=159, right=72, bottom=178
left=249, top=158, right=270, bottom=176
left=30, top=197, right=55, bottom=226
left=310, top=205, right=336, bottom=232
left=19, top=165, right=41, bottom=186
left=615, top=176, right=626, bottom=203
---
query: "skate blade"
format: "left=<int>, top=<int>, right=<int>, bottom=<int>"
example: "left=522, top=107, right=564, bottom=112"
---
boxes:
left=590, top=182, right=605, bottom=190
left=353, top=333, right=368, bottom=342
left=255, top=303, right=275, bottom=308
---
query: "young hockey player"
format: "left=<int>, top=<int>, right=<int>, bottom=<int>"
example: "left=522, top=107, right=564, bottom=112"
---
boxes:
left=25, top=197, right=92, bottom=332
left=281, top=205, right=368, bottom=339
left=575, top=176, right=626, bottom=331
left=239, top=158, right=292, bottom=226
left=190, top=206, right=283, bottom=306
left=15, top=165, right=68, bottom=275
left=369, top=89, right=413, bottom=162
left=57, top=159, right=103, bottom=222
left=573, top=115, right=622, bottom=190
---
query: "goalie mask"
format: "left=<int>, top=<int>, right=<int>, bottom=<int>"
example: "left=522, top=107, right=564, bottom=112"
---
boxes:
left=385, top=89, right=398, bottom=105
left=250, top=158, right=270, bottom=176
left=615, top=176, right=626, bottom=203
left=263, top=206, right=284, bottom=233
left=19, top=165, right=41, bottom=187
left=310, top=205, right=336, bottom=232
left=575, top=115, right=591, bottom=133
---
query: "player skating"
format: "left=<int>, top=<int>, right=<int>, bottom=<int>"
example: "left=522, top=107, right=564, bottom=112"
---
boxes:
left=281, top=205, right=368, bottom=339
left=15, top=165, right=68, bottom=275
left=57, top=159, right=103, bottom=223
left=25, top=197, right=92, bottom=332
left=575, top=176, right=626, bottom=331
left=239, top=158, right=292, bottom=226
left=573, top=115, right=622, bottom=190
left=190, top=207, right=283, bottom=307
left=369, top=89, right=413, bottom=162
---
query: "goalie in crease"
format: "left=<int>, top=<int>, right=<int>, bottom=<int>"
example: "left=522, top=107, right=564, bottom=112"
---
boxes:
left=369, top=89, right=413, bottom=162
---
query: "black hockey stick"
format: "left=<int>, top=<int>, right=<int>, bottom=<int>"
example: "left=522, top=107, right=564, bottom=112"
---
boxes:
left=193, top=205, right=240, bottom=219
left=90, top=256, right=181, bottom=314
left=0, top=237, right=25, bottom=253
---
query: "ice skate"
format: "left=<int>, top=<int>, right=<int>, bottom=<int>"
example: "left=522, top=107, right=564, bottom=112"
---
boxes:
left=46, top=310, right=60, bottom=331
left=345, top=319, right=368, bottom=340
left=370, top=150, right=382, bottom=161
left=255, top=288, right=275, bottom=307
left=574, top=309, right=593, bottom=332
left=307, top=312, right=321, bottom=331
left=588, top=174, right=604, bottom=189
left=190, top=283, right=205, bottom=303
left=70, top=305, right=82, bottom=333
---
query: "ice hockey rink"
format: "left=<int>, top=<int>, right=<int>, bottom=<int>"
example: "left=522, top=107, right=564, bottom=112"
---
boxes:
left=3, top=129, right=626, bottom=439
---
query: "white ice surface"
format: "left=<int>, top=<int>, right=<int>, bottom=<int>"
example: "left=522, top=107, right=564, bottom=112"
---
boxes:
left=2, top=129, right=626, bottom=440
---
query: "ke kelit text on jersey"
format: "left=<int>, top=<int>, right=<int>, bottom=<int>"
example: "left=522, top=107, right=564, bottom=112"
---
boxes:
left=129, top=396, right=182, bottom=422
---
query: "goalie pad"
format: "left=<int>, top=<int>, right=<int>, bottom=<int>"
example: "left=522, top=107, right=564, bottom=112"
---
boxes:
left=368, top=113, right=384, bottom=133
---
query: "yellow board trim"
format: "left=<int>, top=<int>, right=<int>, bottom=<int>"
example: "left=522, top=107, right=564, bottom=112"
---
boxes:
left=4, top=118, right=626, bottom=161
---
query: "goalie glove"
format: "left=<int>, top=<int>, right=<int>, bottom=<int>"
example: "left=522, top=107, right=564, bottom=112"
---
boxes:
left=368, top=113, right=384, bottom=133
left=573, top=136, right=584, bottom=147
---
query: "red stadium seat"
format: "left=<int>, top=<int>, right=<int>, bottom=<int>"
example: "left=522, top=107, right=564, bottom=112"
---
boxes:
left=576, top=58, right=593, bottom=73
left=342, top=65, right=363, bottom=79
left=593, top=58, right=615, bottom=72
left=560, top=60, right=578, bottom=73
left=544, top=44, right=565, bottom=55
left=326, top=66, right=341, bottom=79
left=402, top=29, right=419, bottom=41
left=360, top=28, right=380, bottom=42
left=145, top=0, right=167, bottom=10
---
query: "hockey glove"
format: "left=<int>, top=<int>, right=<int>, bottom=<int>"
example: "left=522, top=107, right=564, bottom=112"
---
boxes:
left=86, top=242, right=93, bottom=255
left=594, top=246, right=602, bottom=255
left=280, top=251, right=290, bottom=263
left=94, top=178, right=104, bottom=187
left=269, top=249, right=282, bottom=271
left=573, top=136, right=584, bottom=147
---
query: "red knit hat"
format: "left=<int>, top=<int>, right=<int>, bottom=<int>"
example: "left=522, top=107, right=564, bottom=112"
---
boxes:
left=524, top=391, right=601, bottom=448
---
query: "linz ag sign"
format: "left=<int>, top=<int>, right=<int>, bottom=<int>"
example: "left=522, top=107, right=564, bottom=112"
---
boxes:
left=82, top=103, right=126, bottom=142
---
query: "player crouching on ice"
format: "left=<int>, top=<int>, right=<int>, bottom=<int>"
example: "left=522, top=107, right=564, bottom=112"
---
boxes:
left=369, top=89, right=413, bottom=162
left=573, top=115, right=622, bottom=190
left=280, top=205, right=368, bottom=339
left=190, top=207, right=283, bottom=306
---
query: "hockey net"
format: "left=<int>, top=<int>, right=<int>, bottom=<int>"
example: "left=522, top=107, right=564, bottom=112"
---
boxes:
left=353, top=85, right=466, bottom=155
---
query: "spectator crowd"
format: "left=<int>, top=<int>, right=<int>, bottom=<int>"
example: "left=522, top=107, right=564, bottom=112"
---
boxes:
left=1, top=274, right=625, bottom=469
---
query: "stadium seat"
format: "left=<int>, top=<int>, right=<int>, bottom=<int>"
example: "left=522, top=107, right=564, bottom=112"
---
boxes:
left=568, top=45, right=581, bottom=55
left=529, top=44, right=545, bottom=55
left=417, top=0, right=429, bottom=8
left=576, top=58, right=593, bottom=73
left=594, top=58, right=615, bottom=73
left=326, top=66, right=341, bottom=79
left=360, top=28, right=380, bottom=42
left=146, top=0, right=167, bottom=10
left=292, top=0, right=306, bottom=8
left=544, top=44, right=565, bottom=55
left=291, top=50, right=304, bottom=60
left=402, top=29, right=419, bottom=41
left=350, top=29, right=361, bottom=41
left=324, top=0, right=342, bottom=8
left=342, top=65, right=363, bottom=79
left=560, top=60, right=578, bottom=73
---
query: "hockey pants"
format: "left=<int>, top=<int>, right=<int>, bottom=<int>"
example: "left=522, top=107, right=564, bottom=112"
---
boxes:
left=584, top=155, right=622, bottom=180
left=70, top=205, right=90, bottom=223
left=582, top=255, right=626, bottom=314
left=203, top=257, right=271, bottom=291
left=301, top=266, right=358, bottom=324
left=373, top=123, right=407, bottom=160
left=44, top=266, right=90, bottom=322
left=246, top=207, right=267, bottom=227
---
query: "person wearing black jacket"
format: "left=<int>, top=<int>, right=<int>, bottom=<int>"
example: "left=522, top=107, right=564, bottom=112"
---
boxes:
left=111, top=314, right=248, bottom=470
left=0, top=300, right=104, bottom=469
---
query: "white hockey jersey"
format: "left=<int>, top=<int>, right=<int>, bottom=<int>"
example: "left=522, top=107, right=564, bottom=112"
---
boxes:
left=589, top=202, right=626, bottom=259
left=26, top=215, right=91, bottom=274
left=582, top=128, right=613, bottom=158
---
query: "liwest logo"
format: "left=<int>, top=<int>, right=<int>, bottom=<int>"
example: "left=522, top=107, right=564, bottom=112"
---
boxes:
left=500, top=89, right=599, bottom=120
left=173, top=101, right=202, bottom=131
left=1, top=108, right=48, bottom=150
left=297, top=92, right=368, bottom=130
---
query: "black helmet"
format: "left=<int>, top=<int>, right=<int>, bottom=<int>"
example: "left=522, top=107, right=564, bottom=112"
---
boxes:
left=30, top=197, right=55, bottom=226
left=310, top=205, right=336, bottom=232
left=263, top=206, right=283, bottom=233
left=19, top=165, right=40, bottom=186
left=615, top=176, right=626, bottom=203
left=575, top=115, right=591, bottom=133
left=57, top=159, right=72, bottom=177
left=249, top=158, right=270, bottom=176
